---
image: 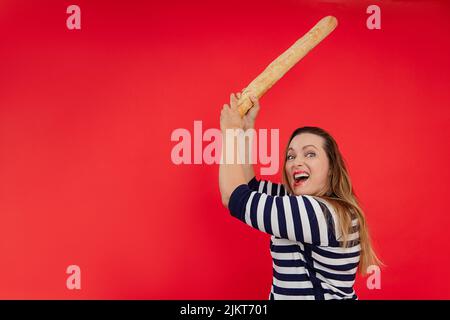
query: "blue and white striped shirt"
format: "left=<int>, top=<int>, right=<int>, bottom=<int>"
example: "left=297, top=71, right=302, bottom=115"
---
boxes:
left=228, top=177, right=360, bottom=300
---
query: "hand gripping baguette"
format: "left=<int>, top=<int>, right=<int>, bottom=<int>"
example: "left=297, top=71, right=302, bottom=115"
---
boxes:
left=237, top=16, right=338, bottom=117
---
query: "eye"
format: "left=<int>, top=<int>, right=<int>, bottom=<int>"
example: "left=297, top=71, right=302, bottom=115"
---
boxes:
left=287, top=154, right=295, bottom=161
left=305, top=152, right=316, bottom=158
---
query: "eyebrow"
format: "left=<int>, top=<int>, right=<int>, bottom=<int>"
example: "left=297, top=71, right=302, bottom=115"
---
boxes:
left=288, top=145, right=318, bottom=152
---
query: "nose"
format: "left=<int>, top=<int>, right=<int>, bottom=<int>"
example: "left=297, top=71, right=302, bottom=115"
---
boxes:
left=294, top=156, right=306, bottom=167
left=290, top=164, right=306, bottom=174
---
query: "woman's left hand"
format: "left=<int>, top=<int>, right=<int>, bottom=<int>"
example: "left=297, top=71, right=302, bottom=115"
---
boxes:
left=220, top=92, right=244, bottom=132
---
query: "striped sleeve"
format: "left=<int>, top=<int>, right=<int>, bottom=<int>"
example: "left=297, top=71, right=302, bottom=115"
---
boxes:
left=247, top=176, right=287, bottom=196
left=228, top=184, right=336, bottom=246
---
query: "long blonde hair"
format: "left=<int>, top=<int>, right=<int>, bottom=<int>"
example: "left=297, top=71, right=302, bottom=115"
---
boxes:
left=281, top=126, right=382, bottom=275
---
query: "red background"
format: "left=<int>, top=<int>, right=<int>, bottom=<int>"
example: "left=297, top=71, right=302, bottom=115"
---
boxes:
left=0, top=0, right=449, bottom=299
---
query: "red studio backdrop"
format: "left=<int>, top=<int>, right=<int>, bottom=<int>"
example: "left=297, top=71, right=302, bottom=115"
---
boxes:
left=0, top=0, right=449, bottom=299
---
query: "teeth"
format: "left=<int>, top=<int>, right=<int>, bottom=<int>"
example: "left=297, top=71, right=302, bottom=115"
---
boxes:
left=294, top=173, right=309, bottom=179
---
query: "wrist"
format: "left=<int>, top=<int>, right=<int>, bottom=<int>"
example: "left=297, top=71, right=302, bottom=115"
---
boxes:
left=244, top=121, right=255, bottom=130
left=221, top=126, right=243, bottom=133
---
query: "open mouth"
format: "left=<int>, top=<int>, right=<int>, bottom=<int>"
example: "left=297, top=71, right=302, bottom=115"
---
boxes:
left=293, top=172, right=309, bottom=186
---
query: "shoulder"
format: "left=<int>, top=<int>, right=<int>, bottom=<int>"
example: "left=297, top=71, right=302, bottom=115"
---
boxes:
left=310, top=196, right=336, bottom=212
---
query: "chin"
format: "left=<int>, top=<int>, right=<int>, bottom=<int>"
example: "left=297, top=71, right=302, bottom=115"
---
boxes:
left=291, top=186, right=310, bottom=196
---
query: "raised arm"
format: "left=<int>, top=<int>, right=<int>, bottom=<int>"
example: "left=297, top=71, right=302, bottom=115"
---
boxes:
left=231, top=92, right=286, bottom=197
left=238, top=90, right=260, bottom=184
left=219, top=92, right=260, bottom=206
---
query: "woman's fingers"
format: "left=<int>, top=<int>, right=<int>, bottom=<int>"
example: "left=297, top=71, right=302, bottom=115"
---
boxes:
left=244, top=90, right=260, bottom=110
left=250, top=94, right=260, bottom=109
left=245, top=94, right=260, bottom=121
left=230, top=93, right=238, bottom=110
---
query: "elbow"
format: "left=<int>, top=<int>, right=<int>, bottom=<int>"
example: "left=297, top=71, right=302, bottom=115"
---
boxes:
left=219, top=184, right=230, bottom=208
left=221, top=195, right=230, bottom=208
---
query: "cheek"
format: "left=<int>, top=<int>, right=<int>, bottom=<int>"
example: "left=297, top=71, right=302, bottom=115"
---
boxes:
left=317, top=162, right=330, bottom=183
left=311, top=160, right=328, bottom=182
left=284, top=162, right=291, bottom=171
left=285, top=163, right=293, bottom=179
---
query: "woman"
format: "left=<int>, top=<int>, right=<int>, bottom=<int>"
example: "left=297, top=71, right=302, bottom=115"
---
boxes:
left=219, top=91, right=381, bottom=300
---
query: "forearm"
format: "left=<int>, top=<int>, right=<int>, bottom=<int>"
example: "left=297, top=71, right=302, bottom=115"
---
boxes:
left=219, top=129, right=248, bottom=207
left=242, top=127, right=256, bottom=183
left=242, top=163, right=255, bottom=184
